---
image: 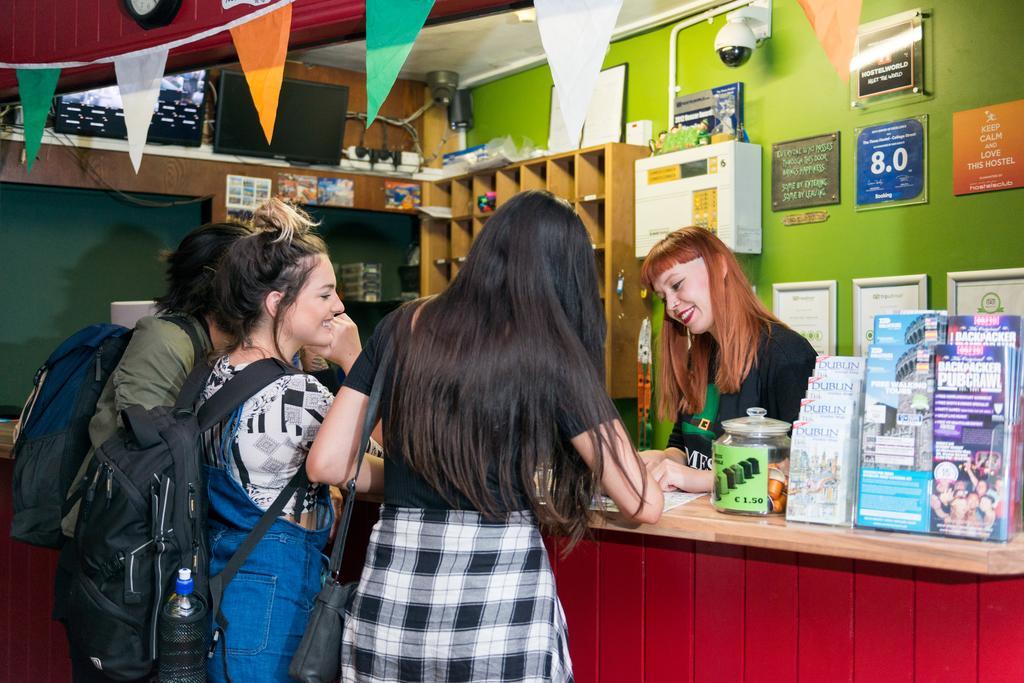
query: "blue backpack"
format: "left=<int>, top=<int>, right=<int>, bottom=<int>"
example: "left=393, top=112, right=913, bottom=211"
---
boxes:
left=10, top=317, right=199, bottom=548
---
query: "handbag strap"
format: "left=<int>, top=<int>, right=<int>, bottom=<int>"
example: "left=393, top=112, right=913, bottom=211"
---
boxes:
left=327, top=354, right=389, bottom=581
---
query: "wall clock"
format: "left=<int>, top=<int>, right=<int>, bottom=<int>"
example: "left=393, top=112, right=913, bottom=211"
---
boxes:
left=123, top=0, right=183, bottom=30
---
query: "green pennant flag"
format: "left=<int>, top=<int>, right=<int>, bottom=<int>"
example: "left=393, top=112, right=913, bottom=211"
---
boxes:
left=366, top=0, right=435, bottom=127
left=16, top=68, right=61, bottom=173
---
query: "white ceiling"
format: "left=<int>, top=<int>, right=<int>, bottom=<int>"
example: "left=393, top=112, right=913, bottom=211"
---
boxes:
left=294, top=1, right=722, bottom=88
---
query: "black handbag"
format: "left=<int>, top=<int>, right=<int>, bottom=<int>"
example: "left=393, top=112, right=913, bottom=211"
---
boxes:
left=289, top=363, right=386, bottom=683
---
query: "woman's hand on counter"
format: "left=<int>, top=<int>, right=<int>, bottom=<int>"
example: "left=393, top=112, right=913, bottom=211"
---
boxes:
left=647, top=459, right=713, bottom=493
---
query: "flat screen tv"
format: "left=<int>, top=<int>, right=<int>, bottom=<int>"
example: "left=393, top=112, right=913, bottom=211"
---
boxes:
left=52, top=70, right=207, bottom=146
left=213, top=71, right=349, bottom=165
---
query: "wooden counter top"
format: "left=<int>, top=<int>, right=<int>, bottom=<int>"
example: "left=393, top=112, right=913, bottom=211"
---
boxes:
left=598, top=496, right=1024, bottom=575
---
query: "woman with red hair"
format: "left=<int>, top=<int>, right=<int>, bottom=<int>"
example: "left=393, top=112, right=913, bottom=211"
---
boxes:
left=639, top=227, right=816, bottom=492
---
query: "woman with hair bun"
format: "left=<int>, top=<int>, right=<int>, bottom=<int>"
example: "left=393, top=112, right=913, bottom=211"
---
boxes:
left=638, top=227, right=816, bottom=492
left=199, top=199, right=370, bottom=682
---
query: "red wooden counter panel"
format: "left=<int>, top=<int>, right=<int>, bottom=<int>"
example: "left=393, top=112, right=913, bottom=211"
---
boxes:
left=5, top=459, right=1024, bottom=683
left=546, top=531, right=1024, bottom=683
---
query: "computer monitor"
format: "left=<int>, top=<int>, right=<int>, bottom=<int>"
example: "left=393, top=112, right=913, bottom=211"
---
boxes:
left=52, top=70, right=208, bottom=147
left=213, top=70, right=349, bottom=166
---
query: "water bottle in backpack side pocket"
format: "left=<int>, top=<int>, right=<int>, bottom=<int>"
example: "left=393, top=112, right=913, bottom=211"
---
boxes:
left=158, top=568, right=208, bottom=682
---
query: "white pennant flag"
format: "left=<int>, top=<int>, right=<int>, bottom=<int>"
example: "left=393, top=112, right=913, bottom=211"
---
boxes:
left=535, top=0, right=623, bottom=151
left=114, top=48, right=169, bottom=173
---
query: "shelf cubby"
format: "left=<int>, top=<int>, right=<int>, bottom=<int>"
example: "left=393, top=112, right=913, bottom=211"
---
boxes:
left=576, top=197, right=606, bottom=246
left=547, top=155, right=575, bottom=201
left=471, top=173, right=495, bottom=215
left=419, top=215, right=451, bottom=295
left=449, top=217, right=473, bottom=263
left=450, top=177, right=473, bottom=219
left=520, top=161, right=547, bottom=191
left=424, top=180, right=451, bottom=209
left=419, top=142, right=649, bottom=397
left=575, top=150, right=605, bottom=199
left=496, top=168, right=520, bottom=206
left=472, top=215, right=489, bottom=237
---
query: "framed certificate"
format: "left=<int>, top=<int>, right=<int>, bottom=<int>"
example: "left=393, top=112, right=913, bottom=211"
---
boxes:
left=947, top=268, right=1024, bottom=316
left=855, top=115, right=928, bottom=210
left=772, top=280, right=837, bottom=355
left=852, top=274, right=928, bottom=354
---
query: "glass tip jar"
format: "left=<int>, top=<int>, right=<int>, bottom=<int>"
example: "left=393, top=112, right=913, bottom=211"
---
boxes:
left=712, top=407, right=792, bottom=515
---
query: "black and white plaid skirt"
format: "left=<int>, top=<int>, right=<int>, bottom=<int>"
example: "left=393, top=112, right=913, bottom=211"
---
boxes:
left=341, top=505, right=573, bottom=682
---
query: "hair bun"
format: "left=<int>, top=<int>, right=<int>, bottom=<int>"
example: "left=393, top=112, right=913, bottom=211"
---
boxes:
left=251, top=198, right=319, bottom=244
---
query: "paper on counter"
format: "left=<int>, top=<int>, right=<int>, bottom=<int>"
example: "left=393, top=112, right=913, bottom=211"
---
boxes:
left=598, top=491, right=706, bottom=513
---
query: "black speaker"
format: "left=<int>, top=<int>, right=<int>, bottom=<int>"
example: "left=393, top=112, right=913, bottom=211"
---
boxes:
left=448, top=89, right=473, bottom=131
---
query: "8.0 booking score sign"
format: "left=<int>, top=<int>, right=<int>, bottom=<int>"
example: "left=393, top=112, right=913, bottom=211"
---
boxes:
left=953, top=99, right=1023, bottom=196
left=855, top=115, right=928, bottom=210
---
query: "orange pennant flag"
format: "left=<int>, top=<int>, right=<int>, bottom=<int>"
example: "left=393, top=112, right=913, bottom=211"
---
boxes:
left=230, top=3, right=292, bottom=144
left=797, top=0, right=862, bottom=82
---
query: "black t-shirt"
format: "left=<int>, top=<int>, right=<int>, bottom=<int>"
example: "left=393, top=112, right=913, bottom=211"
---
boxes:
left=343, top=310, right=595, bottom=511
left=666, top=325, right=816, bottom=470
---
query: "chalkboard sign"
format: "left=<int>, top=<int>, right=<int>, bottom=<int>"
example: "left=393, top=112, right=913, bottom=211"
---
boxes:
left=771, top=132, right=840, bottom=212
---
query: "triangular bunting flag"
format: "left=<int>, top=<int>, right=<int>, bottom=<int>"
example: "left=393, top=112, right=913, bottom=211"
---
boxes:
left=16, top=68, right=60, bottom=173
left=797, top=0, right=862, bottom=82
left=230, top=2, right=292, bottom=144
left=114, top=48, right=169, bottom=173
left=536, top=0, right=623, bottom=151
left=366, top=0, right=435, bottom=127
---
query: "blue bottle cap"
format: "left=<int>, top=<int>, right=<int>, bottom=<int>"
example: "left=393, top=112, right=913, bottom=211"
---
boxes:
left=175, top=567, right=194, bottom=595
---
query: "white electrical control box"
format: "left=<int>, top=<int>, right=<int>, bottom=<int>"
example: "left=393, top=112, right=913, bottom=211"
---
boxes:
left=635, top=141, right=762, bottom=257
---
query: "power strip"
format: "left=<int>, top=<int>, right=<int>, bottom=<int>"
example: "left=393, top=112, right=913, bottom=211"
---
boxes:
left=343, top=146, right=420, bottom=172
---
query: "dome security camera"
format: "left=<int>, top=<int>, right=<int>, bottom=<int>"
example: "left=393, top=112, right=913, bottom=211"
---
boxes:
left=713, top=1, right=772, bottom=68
left=715, top=19, right=757, bottom=68
left=426, top=70, right=459, bottom=105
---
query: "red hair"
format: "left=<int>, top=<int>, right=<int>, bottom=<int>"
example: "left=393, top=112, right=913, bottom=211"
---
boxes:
left=640, top=227, right=782, bottom=418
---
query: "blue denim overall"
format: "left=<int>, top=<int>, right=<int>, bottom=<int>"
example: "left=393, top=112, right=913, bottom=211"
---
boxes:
left=205, top=465, right=331, bottom=683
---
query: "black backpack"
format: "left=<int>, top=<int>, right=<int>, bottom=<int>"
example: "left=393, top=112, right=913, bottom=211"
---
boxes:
left=10, top=316, right=201, bottom=548
left=65, top=358, right=308, bottom=680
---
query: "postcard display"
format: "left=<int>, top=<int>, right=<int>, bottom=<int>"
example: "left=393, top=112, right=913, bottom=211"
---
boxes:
left=788, top=356, right=866, bottom=526
left=786, top=312, right=1024, bottom=543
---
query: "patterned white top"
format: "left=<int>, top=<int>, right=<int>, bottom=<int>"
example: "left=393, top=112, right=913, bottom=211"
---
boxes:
left=202, top=357, right=334, bottom=516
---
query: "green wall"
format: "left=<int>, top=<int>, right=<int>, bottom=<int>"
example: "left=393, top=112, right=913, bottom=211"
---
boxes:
left=0, top=185, right=415, bottom=411
left=0, top=183, right=204, bottom=411
left=470, top=0, right=1024, bottom=445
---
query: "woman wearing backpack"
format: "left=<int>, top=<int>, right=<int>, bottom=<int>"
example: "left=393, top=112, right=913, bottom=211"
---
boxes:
left=307, top=190, right=663, bottom=682
left=56, top=218, right=252, bottom=683
left=200, top=200, right=367, bottom=682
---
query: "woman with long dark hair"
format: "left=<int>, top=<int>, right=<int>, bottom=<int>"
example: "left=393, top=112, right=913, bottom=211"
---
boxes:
left=199, top=200, right=365, bottom=682
left=307, top=189, right=662, bottom=682
left=638, top=227, right=816, bottom=492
